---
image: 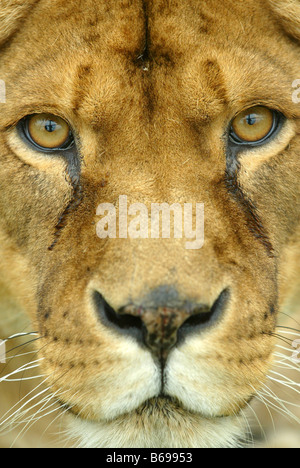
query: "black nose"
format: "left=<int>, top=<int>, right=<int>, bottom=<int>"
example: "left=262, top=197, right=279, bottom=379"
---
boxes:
left=94, top=287, right=229, bottom=361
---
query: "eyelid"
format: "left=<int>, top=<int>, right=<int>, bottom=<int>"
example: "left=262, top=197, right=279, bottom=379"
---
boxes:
left=18, top=114, right=75, bottom=152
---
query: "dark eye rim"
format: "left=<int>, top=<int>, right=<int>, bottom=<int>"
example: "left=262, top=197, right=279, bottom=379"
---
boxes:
left=228, top=108, right=285, bottom=147
left=18, top=114, right=75, bottom=152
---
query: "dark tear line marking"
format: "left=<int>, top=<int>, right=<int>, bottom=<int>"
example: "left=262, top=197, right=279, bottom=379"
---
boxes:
left=225, top=170, right=275, bottom=258
left=48, top=171, right=83, bottom=252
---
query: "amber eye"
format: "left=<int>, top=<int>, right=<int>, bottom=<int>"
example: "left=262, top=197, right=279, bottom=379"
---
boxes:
left=23, top=113, right=74, bottom=150
left=230, top=106, right=278, bottom=144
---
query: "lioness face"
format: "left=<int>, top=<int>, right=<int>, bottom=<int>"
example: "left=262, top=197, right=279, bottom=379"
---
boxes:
left=0, top=0, right=299, bottom=448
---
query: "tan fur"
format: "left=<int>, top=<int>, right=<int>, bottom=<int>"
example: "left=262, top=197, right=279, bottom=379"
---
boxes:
left=268, top=0, right=300, bottom=40
left=0, top=0, right=299, bottom=448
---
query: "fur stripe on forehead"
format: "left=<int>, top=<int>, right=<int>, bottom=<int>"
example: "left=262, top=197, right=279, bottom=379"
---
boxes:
left=268, top=0, right=300, bottom=40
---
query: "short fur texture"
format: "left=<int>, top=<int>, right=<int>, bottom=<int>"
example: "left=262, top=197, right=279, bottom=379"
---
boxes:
left=0, top=0, right=299, bottom=448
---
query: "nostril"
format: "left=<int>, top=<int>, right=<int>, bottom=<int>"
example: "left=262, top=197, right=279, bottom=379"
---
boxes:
left=94, top=292, right=145, bottom=343
left=177, top=289, right=230, bottom=344
left=94, top=288, right=230, bottom=360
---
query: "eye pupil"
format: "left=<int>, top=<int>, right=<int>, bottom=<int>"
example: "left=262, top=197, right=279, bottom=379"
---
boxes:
left=246, top=114, right=257, bottom=126
left=45, top=121, right=57, bottom=133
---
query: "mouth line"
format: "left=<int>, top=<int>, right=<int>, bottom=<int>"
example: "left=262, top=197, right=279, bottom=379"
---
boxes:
left=135, top=395, right=232, bottom=419
left=57, top=392, right=232, bottom=423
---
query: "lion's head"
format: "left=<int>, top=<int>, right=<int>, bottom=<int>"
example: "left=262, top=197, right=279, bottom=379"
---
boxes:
left=0, top=0, right=299, bottom=448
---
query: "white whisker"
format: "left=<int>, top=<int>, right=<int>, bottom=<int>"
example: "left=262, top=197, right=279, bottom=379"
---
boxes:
left=4, top=332, right=39, bottom=342
left=275, top=330, right=300, bottom=337
left=0, top=384, right=51, bottom=429
left=5, top=350, right=38, bottom=360
left=275, top=344, right=298, bottom=353
left=9, top=388, right=73, bottom=447
left=0, top=375, right=50, bottom=426
left=268, top=370, right=300, bottom=388
left=0, top=359, right=44, bottom=383
left=2, top=374, right=45, bottom=382
left=263, top=382, right=299, bottom=411
left=273, top=356, right=300, bottom=372
left=259, top=386, right=300, bottom=425
left=260, top=394, right=290, bottom=422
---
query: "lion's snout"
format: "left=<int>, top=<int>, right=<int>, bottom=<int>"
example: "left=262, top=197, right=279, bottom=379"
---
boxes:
left=94, top=287, right=230, bottom=361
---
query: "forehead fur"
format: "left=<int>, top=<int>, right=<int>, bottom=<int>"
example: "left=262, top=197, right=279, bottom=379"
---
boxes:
left=0, top=0, right=299, bottom=128
left=268, top=0, right=300, bottom=40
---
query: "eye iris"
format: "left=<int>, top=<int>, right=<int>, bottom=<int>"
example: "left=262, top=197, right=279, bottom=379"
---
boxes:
left=231, top=106, right=274, bottom=143
left=28, top=113, right=71, bottom=149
